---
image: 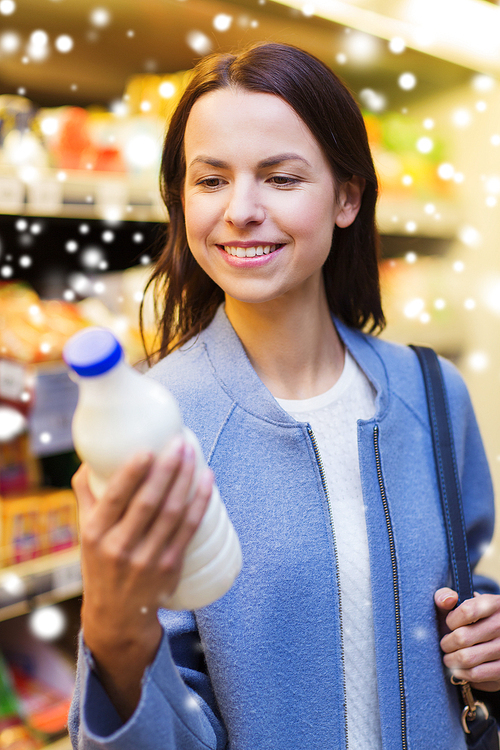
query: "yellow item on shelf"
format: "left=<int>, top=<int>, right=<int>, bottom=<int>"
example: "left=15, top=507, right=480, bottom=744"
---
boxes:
left=0, top=489, right=78, bottom=568
left=0, top=283, right=88, bottom=364
left=124, top=69, right=193, bottom=120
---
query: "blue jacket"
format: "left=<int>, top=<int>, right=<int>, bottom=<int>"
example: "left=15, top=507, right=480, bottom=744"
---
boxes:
left=69, top=306, right=498, bottom=750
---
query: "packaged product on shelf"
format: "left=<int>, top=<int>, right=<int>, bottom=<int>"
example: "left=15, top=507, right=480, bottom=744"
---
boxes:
left=76, top=294, right=149, bottom=366
left=1, top=495, right=42, bottom=567
left=0, top=418, right=41, bottom=497
left=124, top=68, right=193, bottom=120
left=0, top=96, right=48, bottom=174
left=43, top=489, right=78, bottom=555
left=0, top=282, right=88, bottom=365
left=1, top=489, right=78, bottom=566
left=0, top=618, right=75, bottom=742
left=0, top=652, right=20, bottom=724
left=0, top=648, right=43, bottom=749
left=47, top=106, right=93, bottom=171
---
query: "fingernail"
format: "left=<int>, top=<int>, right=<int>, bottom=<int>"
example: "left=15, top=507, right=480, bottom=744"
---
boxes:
left=198, top=468, right=213, bottom=489
left=164, top=435, right=183, bottom=456
left=184, top=444, right=195, bottom=461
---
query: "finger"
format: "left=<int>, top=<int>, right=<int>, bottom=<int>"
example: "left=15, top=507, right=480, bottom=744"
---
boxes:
left=446, top=657, right=500, bottom=689
left=441, top=606, right=500, bottom=655
left=445, top=594, right=500, bottom=632
left=157, top=468, right=213, bottom=572
left=89, top=450, right=156, bottom=536
left=117, top=439, right=196, bottom=550
left=72, top=464, right=96, bottom=522
left=434, top=588, right=458, bottom=613
left=443, top=637, right=500, bottom=670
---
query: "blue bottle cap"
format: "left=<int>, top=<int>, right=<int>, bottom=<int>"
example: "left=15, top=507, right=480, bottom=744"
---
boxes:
left=63, top=327, right=123, bottom=377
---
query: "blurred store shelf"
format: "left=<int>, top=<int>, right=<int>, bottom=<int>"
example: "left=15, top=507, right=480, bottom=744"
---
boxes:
left=0, top=165, right=460, bottom=241
left=376, top=194, right=460, bottom=239
left=0, top=546, right=81, bottom=622
left=0, top=166, right=167, bottom=223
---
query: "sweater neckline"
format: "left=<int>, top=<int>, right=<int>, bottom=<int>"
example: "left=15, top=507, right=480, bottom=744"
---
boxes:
left=274, top=350, right=357, bottom=412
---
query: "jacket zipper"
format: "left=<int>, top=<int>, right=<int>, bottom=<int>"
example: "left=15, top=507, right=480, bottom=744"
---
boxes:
left=373, top=424, right=407, bottom=750
left=307, top=426, right=349, bottom=750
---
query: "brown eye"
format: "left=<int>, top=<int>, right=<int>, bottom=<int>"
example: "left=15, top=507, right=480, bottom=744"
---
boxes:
left=269, top=175, right=299, bottom=186
left=199, top=177, right=223, bottom=188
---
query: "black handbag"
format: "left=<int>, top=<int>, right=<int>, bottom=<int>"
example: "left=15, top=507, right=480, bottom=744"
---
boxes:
left=411, top=345, right=500, bottom=750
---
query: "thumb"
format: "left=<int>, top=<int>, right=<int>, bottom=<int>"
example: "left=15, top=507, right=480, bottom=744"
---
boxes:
left=434, top=587, right=459, bottom=613
left=71, top=463, right=97, bottom=521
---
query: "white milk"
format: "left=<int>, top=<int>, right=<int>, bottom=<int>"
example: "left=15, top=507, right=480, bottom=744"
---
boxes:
left=63, top=327, right=242, bottom=610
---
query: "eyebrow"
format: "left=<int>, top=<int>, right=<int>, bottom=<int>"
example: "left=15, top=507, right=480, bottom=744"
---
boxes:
left=187, top=153, right=313, bottom=170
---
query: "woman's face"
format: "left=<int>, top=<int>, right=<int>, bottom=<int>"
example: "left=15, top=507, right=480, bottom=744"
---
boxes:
left=182, top=87, right=362, bottom=307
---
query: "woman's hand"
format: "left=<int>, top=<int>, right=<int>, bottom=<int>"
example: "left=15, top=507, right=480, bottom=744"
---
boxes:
left=435, top=587, right=500, bottom=692
left=72, top=436, right=213, bottom=719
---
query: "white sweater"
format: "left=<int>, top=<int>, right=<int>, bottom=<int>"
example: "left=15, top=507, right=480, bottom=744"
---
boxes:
left=276, top=350, right=383, bottom=749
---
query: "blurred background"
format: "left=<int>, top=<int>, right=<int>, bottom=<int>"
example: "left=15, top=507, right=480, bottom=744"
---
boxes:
left=1, top=1, right=500, bottom=746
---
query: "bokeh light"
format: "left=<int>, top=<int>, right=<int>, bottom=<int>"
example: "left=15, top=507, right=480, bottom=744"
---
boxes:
left=186, top=30, right=212, bottom=56
left=359, top=89, right=386, bottom=112
left=159, top=81, right=176, bottom=98
left=416, top=137, right=433, bottom=154
left=346, top=32, right=380, bottom=63
left=467, top=351, right=489, bottom=372
left=389, top=37, right=406, bottom=54
left=81, top=246, right=105, bottom=269
left=0, top=31, right=21, bottom=54
left=55, top=35, right=73, bottom=53
left=213, top=13, right=232, bottom=31
left=404, top=298, right=425, bottom=318
left=452, top=108, right=472, bottom=128
left=90, top=7, right=111, bottom=27
left=472, top=74, right=495, bottom=93
left=29, top=606, right=66, bottom=641
left=0, top=0, right=16, bottom=15
left=398, top=73, right=417, bottom=90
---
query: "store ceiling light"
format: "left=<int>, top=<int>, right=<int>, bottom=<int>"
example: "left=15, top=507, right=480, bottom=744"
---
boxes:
left=270, top=0, right=500, bottom=73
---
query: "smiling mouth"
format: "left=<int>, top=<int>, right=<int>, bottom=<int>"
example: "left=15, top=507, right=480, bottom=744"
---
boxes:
left=219, top=244, right=282, bottom=258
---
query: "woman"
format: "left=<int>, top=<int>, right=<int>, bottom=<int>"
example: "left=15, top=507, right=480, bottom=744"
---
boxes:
left=69, top=43, right=500, bottom=749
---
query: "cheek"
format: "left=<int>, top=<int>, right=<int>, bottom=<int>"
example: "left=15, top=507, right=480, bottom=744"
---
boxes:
left=184, top=197, right=219, bottom=246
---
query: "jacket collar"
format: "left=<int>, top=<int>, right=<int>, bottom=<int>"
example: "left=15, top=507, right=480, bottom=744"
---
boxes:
left=198, top=305, right=390, bottom=423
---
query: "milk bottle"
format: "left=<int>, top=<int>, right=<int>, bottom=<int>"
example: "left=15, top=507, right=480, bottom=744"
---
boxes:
left=63, top=326, right=242, bottom=610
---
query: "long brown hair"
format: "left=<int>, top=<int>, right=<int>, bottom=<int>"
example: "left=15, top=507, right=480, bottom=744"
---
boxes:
left=141, top=42, right=385, bottom=361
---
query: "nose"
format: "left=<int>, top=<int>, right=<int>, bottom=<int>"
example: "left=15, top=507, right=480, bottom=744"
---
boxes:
left=224, top=179, right=265, bottom=228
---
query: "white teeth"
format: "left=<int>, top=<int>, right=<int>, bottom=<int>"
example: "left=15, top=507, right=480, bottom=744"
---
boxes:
left=222, top=244, right=279, bottom=257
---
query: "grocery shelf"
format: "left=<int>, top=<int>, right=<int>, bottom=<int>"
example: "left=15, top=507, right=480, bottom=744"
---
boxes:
left=0, top=166, right=167, bottom=223
left=376, top=194, right=460, bottom=239
left=0, top=547, right=82, bottom=622
left=0, top=165, right=460, bottom=239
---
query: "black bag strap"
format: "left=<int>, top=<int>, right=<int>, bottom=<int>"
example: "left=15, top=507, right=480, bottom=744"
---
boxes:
left=411, top=345, right=499, bottom=748
left=409, top=345, right=473, bottom=604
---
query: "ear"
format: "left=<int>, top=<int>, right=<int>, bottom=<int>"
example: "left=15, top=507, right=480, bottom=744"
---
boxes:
left=334, top=175, right=365, bottom=228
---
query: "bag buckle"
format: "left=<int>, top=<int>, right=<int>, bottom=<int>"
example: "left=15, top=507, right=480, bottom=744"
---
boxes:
left=450, top=676, right=490, bottom=734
